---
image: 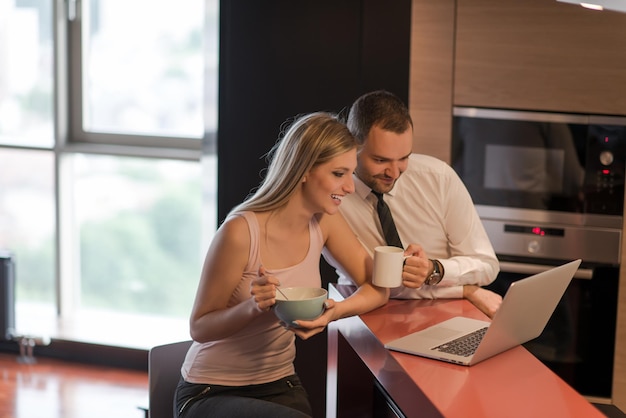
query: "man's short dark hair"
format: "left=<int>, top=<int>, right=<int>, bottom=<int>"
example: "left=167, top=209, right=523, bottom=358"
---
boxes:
left=347, top=90, right=413, bottom=144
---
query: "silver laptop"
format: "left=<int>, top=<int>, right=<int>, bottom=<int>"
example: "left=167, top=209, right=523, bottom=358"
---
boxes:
left=384, top=259, right=581, bottom=366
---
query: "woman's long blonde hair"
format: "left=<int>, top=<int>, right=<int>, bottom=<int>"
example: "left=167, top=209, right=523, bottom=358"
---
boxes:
left=229, top=112, right=356, bottom=215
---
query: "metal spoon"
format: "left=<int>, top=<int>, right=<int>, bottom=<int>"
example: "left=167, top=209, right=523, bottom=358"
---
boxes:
left=277, top=287, right=289, bottom=300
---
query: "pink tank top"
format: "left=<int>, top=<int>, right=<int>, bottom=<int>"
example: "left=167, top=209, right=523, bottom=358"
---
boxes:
left=181, top=211, right=324, bottom=385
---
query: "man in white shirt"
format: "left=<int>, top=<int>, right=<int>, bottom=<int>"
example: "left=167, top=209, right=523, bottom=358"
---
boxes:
left=323, top=90, right=502, bottom=317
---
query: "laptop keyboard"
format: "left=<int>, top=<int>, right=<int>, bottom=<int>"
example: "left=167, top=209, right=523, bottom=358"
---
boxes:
left=433, top=327, right=489, bottom=357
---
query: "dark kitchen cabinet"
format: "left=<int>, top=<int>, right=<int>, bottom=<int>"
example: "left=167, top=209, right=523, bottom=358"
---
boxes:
left=217, top=0, right=411, bottom=225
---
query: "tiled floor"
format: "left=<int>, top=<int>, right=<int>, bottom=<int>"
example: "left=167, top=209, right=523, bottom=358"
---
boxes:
left=0, top=352, right=148, bottom=418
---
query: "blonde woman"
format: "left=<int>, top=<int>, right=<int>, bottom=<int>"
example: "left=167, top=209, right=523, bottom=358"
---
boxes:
left=174, top=112, right=389, bottom=417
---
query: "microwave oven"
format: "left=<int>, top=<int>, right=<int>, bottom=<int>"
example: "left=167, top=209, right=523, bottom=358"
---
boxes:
left=452, top=107, right=626, bottom=217
left=451, top=107, right=626, bottom=266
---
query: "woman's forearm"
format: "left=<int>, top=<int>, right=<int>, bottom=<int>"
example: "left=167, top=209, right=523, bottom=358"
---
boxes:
left=332, top=284, right=389, bottom=321
left=190, top=297, right=264, bottom=343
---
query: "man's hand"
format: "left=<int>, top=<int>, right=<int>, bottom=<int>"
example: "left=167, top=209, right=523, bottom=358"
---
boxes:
left=400, top=243, right=431, bottom=288
left=463, top=285, right=502, bottom=319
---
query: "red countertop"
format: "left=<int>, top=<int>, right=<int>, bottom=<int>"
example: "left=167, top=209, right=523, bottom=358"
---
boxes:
left=327, top=284, right=604, bottom=418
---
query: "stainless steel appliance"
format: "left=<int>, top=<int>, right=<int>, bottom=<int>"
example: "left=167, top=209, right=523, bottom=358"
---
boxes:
left=452, top=107, right=626, bottom=398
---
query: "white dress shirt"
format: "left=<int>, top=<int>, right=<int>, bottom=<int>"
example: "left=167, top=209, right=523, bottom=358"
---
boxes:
left=323, top=154, right=499, bottom=299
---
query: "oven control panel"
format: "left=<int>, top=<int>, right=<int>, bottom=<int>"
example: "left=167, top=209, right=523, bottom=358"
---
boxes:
left=482, top=219, right=621, bottom=266
left=584, top=125, right=625, bottom=215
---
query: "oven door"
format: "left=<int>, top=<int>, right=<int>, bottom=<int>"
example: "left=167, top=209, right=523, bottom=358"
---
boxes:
left=486, top=261, right=618, bottom=398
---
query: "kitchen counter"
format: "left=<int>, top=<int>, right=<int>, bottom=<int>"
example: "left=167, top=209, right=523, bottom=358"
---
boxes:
left=326, top=283, right=604, bottom=417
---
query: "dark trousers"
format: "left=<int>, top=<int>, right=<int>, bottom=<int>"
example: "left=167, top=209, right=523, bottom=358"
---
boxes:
left=174, top=374, right=313, bottom=418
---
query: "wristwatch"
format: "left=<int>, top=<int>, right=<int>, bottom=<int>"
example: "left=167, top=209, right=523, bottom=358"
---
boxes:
left=425, top=259, right=443, bottom=286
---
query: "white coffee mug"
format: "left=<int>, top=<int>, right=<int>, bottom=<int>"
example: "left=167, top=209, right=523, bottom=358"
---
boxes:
left=372, top=245, right=407, bottom=288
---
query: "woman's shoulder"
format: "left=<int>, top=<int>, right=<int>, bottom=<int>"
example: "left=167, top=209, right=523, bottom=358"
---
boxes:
left=216, top=212, right=254, bottom=247
left=315, top=211, right=349, bottom=241
left=205, top=213, right=253, bottom=273
left=222, top=212, right=250, bottom=230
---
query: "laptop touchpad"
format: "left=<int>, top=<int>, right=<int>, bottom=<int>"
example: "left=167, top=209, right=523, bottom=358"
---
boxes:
left=420, top=327, right=460, bottom=340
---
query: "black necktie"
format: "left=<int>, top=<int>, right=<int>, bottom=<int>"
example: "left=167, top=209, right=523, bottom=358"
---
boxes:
left=372, top=191, right=403, bottom=248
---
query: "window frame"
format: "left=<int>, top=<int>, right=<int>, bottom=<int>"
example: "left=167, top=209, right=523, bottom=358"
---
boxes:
left=64, top=0, right=204, bottom=156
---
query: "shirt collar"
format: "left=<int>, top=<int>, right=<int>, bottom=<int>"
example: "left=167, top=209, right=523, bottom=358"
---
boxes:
left=353, top=174, right=399, bottom=200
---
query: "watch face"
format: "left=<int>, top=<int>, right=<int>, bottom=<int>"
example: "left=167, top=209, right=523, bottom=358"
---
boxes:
left=427, top=272, right=442, bottom=286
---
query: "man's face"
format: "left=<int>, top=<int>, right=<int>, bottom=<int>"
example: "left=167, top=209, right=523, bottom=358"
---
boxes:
left=355, top=125, right=413, bottom=194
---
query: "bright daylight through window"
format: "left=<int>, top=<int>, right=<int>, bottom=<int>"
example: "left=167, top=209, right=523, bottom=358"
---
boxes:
left=0, top=0, right=218, bottom=349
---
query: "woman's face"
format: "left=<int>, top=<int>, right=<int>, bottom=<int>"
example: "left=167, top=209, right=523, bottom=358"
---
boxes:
left=302, top=148, right=357, bottom=215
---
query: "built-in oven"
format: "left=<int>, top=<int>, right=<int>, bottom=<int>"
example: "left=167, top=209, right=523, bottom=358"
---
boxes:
left=452, top=107, right=626, bottom=399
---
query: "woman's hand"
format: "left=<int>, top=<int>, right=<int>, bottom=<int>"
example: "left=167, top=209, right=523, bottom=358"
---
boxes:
left=284, top=299, right=337, bottom=340
left=251, top=266, right=281, bottom=311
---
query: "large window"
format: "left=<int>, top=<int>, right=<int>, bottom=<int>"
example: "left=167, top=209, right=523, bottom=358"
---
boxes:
left=80, top=1, right=204, bottom=138
left=0, top=0, right=218, bottom=349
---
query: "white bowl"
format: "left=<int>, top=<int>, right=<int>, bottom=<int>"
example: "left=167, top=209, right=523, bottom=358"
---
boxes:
left=274, top=287, right=328, bottom=324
